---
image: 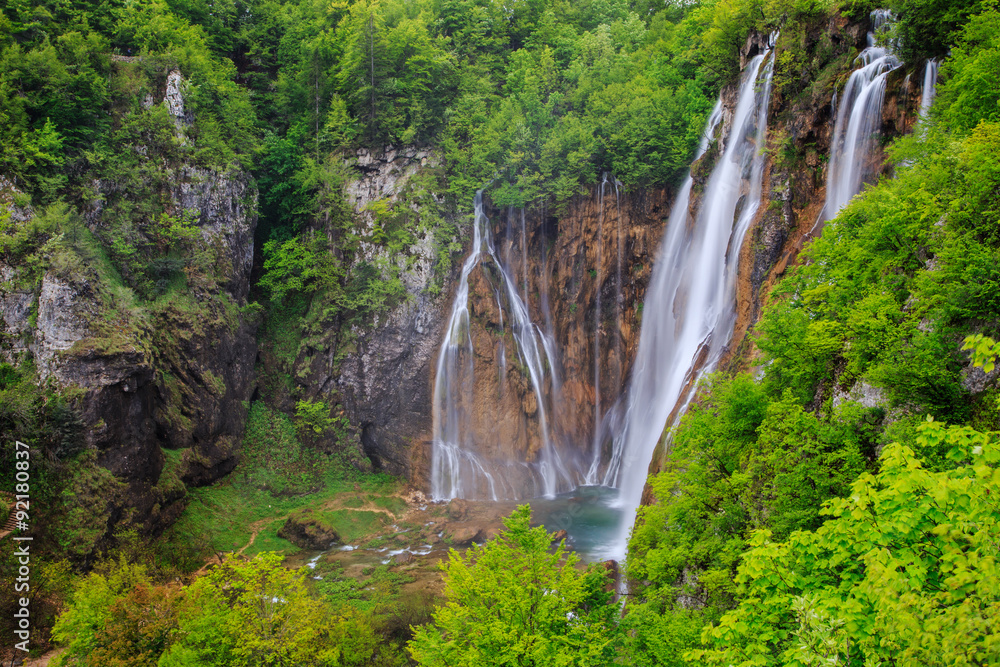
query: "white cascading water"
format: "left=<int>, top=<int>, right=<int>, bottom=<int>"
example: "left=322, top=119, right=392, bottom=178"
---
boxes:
left=820, top=10, right=899, bottom=222
left=430, top=193, right=574, bottom=501
left=592, top=174, right=607, bottom=479
left=584, top=175, right=626, bottom=486
left=919, top=58, right=938, bottom=119
left=601, top=42, right=777, bottom=558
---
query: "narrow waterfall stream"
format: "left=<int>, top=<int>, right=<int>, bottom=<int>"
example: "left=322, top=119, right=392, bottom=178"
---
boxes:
left=602, top=44, right=777, bottom=560
left=819, top=10, right=900, bottom=223
left=591, top=174, right=607, bottom=481
left=585, top=174, right=624, bottom=486
left=919, top=58, right=938, bottom=119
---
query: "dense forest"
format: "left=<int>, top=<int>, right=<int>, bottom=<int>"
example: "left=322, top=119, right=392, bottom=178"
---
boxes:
left=1, top=0, right=999, bottom=664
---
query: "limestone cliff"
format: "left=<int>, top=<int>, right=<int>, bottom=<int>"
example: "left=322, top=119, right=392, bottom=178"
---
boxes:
left=289, top=148, right=458, bottom=478
left=0, top=70, right=258, bottom=543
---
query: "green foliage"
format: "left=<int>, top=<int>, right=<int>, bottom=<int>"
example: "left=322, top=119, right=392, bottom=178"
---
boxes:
left=932, top=5, right=1000, bottom=131
left=161, top=553, right=377, bottom=666
left=51, top=552, right=381, bottom=666
left=57, top=452, right=129, bottom=559
left=260, top=235, right=342, bottom=303
left=165, top=404, right=399, bottom=563
left=51, top=559, right=156, bottom=666
left=963, top=333, right=1000, bottom=372
left=891, top=0, right=983, bottom=62
left=627, top=375, right=870, bottom=625
left=624, top=8, right=1000, bottom=663
left=694, top=420, right=1000, bottom=666
left=241, top=401, right=323, bottom=495
left=409, top=505, right=623, bottom=666
left=295, top=398, right=334, bottom=434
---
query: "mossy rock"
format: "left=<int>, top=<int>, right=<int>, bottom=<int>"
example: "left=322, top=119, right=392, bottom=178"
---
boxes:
left=278, top=509, right=341, bottom=550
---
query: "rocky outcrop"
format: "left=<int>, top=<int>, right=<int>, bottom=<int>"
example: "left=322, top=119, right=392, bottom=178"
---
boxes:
left=168, top=166, right=256, bottom=299
left=279, top=510, right=341, bottom=550
left=0, top=70, right=258, bottom=540
left=148, top=164, right=258, bottom=487
left=296, top=148, right=455, bottom=477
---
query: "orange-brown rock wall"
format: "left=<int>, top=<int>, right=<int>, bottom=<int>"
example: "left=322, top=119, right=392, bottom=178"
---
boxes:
left=430, top=187, right=673, bottom=481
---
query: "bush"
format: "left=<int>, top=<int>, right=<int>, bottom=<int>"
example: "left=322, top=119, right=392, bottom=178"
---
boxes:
left=409, top=505, right=623, bottom=666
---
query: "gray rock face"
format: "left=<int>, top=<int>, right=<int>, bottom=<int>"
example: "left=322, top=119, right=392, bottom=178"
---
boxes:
left=337, top=291, right=449, bottom=476
left=0, top=71, right=258, bottom=540
left=32, top=275, right=92, bottom=377
left=345, top=146, right=438, bottom=211
left=0, top=257, right=162, bottom=519
left=0, top=268, right=33, bottom=361
left=164, top=70, right=191, bottom=133
left=169, top=166, right=256, bottom=300
left=832, top=380, right=888, bottom=411
left=147, top=163, right=258, bottom=486
left=962, top=360, right=1000, bottom=394
left=329, top=148, right=454, bottom=477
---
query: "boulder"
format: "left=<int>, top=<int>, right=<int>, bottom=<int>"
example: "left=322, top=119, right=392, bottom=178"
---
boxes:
left=445, top=524, right=484, bottom=547
left=278, top=512, right=340, bottom=550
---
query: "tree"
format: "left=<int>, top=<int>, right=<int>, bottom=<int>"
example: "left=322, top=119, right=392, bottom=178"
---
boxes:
left=693, top=419, right=1000, bottom=667
left=408, top=505, right=623, bottom=666
left=159, top=553, right=377, bottom=666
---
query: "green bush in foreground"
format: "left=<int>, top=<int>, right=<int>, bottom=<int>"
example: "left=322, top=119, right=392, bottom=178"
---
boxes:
left=51, top=553, right=380, bottom=667
left=409, top=505, right=623, bottom=667
left=694, top=418, right=1000, bottom=666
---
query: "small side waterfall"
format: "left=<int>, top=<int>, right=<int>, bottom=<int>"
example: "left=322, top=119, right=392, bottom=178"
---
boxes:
left=919, top=58, right=938, bottom=119
left=603, top=42, right=777, bottom=558
left=614, top=178, right=624, bottom=401
left=430, top=194, right=573, bottom=500
left=820, top=10, right=900, bottom=222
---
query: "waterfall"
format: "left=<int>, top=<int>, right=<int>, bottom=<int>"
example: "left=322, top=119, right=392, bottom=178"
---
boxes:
left=919, top=58, right=938, bottom=119
left=585, top=176, right=624, bottom=486
left=820, top=10, right=900, bottom=222
left=612, top=177, right=624, bottom=469
left=602, top=43, right=776, bottom=558
left=431, top=194, right=573, bottom=501
left=517, top=209, right=528, bottom=295
left=591, top=174, right=608, bottom=483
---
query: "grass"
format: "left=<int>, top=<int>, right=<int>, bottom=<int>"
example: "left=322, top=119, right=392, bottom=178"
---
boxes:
left=312, top=509, right=392, bottom=544
left=243, top=519, right=296, bottom=557
left=262, top=295, right=308, bottom=366
left=162, top=400, right=402, bottom=568
left=368, top=494, right=409, bottom=516
left=166, top=463, right=400, bottom=562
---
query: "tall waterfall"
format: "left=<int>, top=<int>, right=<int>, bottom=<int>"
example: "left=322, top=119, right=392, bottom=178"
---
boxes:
left=603, top=44, right=776, bottom=557
left=585, top=174, right=624, bottom=485
left=430, top=193, right=573, bottom=500
left=820, top=10, right=900, bottom=222
left=592, top=174, right=607, bottom=480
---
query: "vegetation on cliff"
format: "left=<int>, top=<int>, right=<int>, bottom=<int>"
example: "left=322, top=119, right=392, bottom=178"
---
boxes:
left=626, top=3, right=1000, bottom=664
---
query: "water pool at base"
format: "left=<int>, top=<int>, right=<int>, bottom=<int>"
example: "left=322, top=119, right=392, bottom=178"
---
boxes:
left=529, top=485, right=624, bottom=562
